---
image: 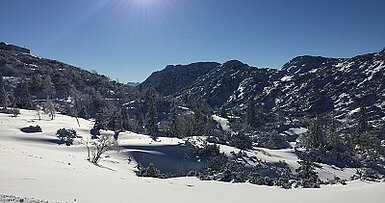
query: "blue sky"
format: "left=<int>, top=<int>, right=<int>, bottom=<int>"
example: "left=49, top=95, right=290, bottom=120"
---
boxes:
left=1, top=0, right=385, bottom=82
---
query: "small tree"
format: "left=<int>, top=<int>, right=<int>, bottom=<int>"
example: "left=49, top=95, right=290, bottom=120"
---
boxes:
left=299, top=116, right=325, bottom=150
left=83, top=135, right=118, bottom=165
left=56, top=128, right=77, bottom=146
left=0, top=76, right=8, bottom=109
left=168, top=104, right=179, bottom=137
left=44, top=100, right=56, bottom=120
left=295, top=160, right=320, bottom=188
left=137, top=163, right=161, bottom=178
left=16, top=79, right=33, bottom=109
left=229, top=131, right=252, bottom=150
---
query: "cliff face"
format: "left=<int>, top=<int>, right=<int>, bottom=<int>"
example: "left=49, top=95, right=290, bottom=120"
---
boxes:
left=0, top=42, right=30, bottom=54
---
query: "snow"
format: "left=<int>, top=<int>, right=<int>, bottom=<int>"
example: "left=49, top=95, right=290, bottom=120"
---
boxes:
left=1, top=110, right=385, bottom=203
left=309, top=68, right=318, bottom=73
left=284, top=127, right=307, bottom=136
left=236, top=85, right=245, bottom=98
left=349, top=107, right=361, bottom=115
left=212, top=115, right=230, bottom=131
left=280, top=75, right=293, bottom=82
left=336, top=61, right=355, bottom=72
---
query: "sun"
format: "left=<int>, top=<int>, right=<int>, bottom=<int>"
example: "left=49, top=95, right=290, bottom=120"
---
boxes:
left=132, top=0, right=160, bottom=7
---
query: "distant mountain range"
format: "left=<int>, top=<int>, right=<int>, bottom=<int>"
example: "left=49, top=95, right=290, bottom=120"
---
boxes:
left=140, top=48, right=385, bottom=127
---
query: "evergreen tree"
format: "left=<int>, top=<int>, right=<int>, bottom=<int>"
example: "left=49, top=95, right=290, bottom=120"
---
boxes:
left=295, top=160, right=320, bottom=188
left=300, top=116, right=325, bottom=150
left=168, top=103, right=179, bottom=137
left=245, top=97, right=257, bottom=127
left=0, top=76, right=7, bottom=108
left=229, top=130, right=252, bottom=150
left=121, top=106, right=132, bottom=131
left=145, top=88, right=158, bottom=136
left=245, top=97, right=270, bottom=128
left=42, top=74, right=55, bottom=99
left=191, top=101, right=212, bottom=136
left=352, top=101, right=382, bottom=163
left=357, top=101, right=369, bottom=135
left=30, top=74, right=43, bottom=93
left=17, top=79, right=33, bottom=109
left=276, top=168, right=294, bottom=189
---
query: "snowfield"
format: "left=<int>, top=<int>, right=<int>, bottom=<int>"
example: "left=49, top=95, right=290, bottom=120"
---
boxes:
left=1, top=110, right=385, bottom=203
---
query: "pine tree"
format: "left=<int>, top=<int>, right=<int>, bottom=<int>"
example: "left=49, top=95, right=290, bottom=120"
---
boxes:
left=145, top=88, right=158, bottom=136
left=357, top=102, right=369, bottom=135
left=0, top=76, right=7, bottom=109
left=17, top=79, right=33, bottom=109
left=229, top=130, right=252, bottom=150
left=300, top=116, right=325, bottom=150
left=168, top=103, right=179, bottom=137
left=295, top=160, right=320, bottom=188
left=121, top=106, right=132, bottom=131
left=42, top=74, right=55, bottom=99
left=30, top=74, right=43, bottom=93
left=245, top=97, right=257, bottom=127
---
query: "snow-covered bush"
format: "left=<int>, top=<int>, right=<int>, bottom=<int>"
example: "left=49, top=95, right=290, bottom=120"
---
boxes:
left=56, top=128, right=78, bottom=146
left=218, top=161, right=247, bottom=183
left=0, top=107, right=20, bottom=117
left=20, top=125, right=42, bottom=133
left=248, top=170, right=274, bottom=186
left=275, top=168, right=295, bottom=189
left=82, top=135, right=119, bottom=165
left=196, top=143, right=220, bottom=157
left=136, top=163, right=162, bottom=178
left=253, top=130, right=289, bottom=149
left=352, top=168, right=384, bottom=182
left=229, top=131, right=252, bottom=150
left=294, top=160, right=321, bottom=188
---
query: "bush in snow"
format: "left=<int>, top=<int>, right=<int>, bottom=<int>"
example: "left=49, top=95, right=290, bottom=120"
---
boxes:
left=274, top=168, right=295, bottom=189
left=20, top=125, right=42, bottom=133
left=253, top=130, right=289, bottom=149
left=228, top=131, right=252, bottom=150
left=196, top=143, right=221, bottom=157
left=136, top=163, right=162, bottom=178
left=294, top=160, right=321, bottom=188
left=0, top=107, right=20, bottom=117
left=352, top=167, right=384, bottom=182
left=56, top=128, right=78, bottom=146
left=218, top=160, right=247, bottom=183
left=90, top=127, right=100, bottom=139
left=247, top=170, right=274, bottom=186
left=82, top=134, right=119, bottom=165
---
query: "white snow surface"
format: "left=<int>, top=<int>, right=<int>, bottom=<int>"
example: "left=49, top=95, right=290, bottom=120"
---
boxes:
left=1, top=110, right=385, bottom=203
left=211, top=115, right=230, bottom=131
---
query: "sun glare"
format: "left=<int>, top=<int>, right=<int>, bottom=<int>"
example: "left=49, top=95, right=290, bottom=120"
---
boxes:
left=132, top=0, right=161, bottom=8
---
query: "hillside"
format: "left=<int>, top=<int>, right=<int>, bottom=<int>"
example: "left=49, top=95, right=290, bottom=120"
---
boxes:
left=1, top=110, right=385, bottom=203
left=0, top=43, right=135, bottom=118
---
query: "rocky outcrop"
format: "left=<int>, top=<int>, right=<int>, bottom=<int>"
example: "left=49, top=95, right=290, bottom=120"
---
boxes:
left=0, top=42, right=30, bottom=54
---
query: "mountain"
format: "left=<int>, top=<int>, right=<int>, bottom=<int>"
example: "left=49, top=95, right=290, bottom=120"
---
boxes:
left=139, top=49, right=385, bottom=129
left=244, top=50, right=385, bottom=124
left=179, top=60, right=275, bottom=107
left=138, top=62, right=220, bottom=95
left=127, top=82, right=140, bottom=87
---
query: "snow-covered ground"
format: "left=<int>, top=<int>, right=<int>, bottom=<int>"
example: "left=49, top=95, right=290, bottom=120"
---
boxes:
left=1, top=110, right=385, bottom=203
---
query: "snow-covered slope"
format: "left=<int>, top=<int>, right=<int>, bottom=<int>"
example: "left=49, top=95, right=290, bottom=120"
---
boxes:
left=1, top=110, right=385, bottom=203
